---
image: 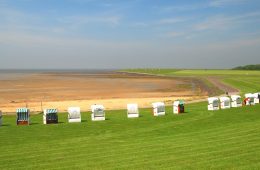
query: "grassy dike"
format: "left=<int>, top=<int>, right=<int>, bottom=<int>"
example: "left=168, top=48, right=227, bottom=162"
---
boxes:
left=121, top=69, right=260, bottom=95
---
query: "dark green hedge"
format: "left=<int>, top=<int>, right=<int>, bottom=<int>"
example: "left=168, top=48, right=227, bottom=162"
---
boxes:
left=232, top=64, right=260, bottom=70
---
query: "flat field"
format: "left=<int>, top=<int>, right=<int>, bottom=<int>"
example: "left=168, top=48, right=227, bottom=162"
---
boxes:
left=1, top=103, right=260, bottom=169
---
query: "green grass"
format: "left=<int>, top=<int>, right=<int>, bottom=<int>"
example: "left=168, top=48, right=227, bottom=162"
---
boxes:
left=122, top=69, right=260, bottom=76
left=122, top=69, right=260, bottom=95
left=174, top=69, right=260, bottom=76
left=1, top=103, right=260, bottom=169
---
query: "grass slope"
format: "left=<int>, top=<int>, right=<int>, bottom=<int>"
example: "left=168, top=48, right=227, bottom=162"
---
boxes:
left=122, top=69, right=260, bottom=95
left=1, top=103, right=260, bottom=169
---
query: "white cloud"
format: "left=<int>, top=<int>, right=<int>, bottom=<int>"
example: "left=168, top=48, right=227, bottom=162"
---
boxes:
left=129, top=17, right=189, bottom=29
left=161, top=4, right=207, bottom=12
left=165, top=32, right=185, bottom=38
left=195, top=12, right=260, bottom=31
left=159, top=0, right=249, bottom=13
left=195, top=15, right=229, bottom=31
left=0, top=5, right=122, bottom=37
left=209, top=0, right=247, bottom=7
left=54, top=15, right=121, bottom=33
left=0, top=7, right=54, bottom=33
left=162, top=11, right=260, bottom=40
left=58, top=15, right=121, bottom=26
left=130, top=22, right=148, bottom=28
left=159, top=17, right=188, bottom=24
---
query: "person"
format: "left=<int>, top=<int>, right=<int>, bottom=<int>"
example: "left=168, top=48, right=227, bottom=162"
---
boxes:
left=243, top=98, right=247, bottom=105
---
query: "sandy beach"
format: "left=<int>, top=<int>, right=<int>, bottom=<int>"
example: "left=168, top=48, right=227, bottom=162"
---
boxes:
left=0, top=71, right=209, bottom=113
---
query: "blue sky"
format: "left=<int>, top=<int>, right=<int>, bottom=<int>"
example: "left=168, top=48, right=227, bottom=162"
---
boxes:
left=0, top=0, right=260, bottom=69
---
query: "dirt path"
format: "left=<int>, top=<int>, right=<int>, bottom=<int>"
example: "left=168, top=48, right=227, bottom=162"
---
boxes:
left=206, top=77, right=240, bottom=95
left=121, top=72, right=241, bottom=102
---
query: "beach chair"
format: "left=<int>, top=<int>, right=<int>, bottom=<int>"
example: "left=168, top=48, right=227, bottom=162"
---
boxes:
left=220, top=97, right=231, bottom=109
left=16, top=108, right=30, bottom=125
left=91, top=105, right=105, bottom=121
left=43, top=109, right=58, bottom=124
left=152, top=102, right=165, bottom=116
left=173, top=100, right=185, bottom=114
left=208, top=97, right=219, bottom=110
left=244, top=93, right=255, bottom=106
left=68, top=107, right=81, bottom=123
left=231, top=95, right=242, bottom=107
left=127, top=104, right=139, bottom=118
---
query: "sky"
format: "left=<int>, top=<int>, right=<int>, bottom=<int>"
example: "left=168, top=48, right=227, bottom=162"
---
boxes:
left=0, top=0, right=260, bottom=69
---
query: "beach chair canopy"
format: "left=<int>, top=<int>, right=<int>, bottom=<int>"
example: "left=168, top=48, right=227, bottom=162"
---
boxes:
left=174, top=100, right=184, bottom=106
left=245, top=93, right=254, bottom=98
left=17, top=108, right=29, bottom=113
left=231, top=95, right=240, bottom=100
left=152, top=102, right=164, bottom=108
left=208, top=97, right=218, bottom=103
left=46, top=109, right=58, bottom=114
left=68, top=107, right=81, bottom=119
left=127, top=104, right=139, bottom=114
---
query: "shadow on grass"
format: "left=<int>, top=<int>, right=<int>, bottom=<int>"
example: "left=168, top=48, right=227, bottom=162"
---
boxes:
left=30, top=122, right=40, bottom=125
left=1, top=124, right=10, bottom=127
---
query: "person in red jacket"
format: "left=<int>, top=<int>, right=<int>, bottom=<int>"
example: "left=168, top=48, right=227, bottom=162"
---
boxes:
left=244, top=98, right=248, bottom=105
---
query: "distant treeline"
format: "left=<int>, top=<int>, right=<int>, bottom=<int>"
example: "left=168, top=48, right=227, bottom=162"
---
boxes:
left=232, top=64, right=260, bottom=70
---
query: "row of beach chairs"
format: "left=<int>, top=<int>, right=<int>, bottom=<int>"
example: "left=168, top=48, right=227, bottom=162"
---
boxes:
left=0, top=100, right=185, bottom=126
left=208, top=93, right=260, bottom=110
left=1, top=92, right=259, bottom=126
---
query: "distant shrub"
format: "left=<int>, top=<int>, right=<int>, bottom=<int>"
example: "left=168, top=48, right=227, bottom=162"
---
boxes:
left=232, top=64, right=260, bottom=70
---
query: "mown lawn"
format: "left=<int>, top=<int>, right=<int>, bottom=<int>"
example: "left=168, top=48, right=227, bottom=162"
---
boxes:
left=1, top=103, right=260, bottom=169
